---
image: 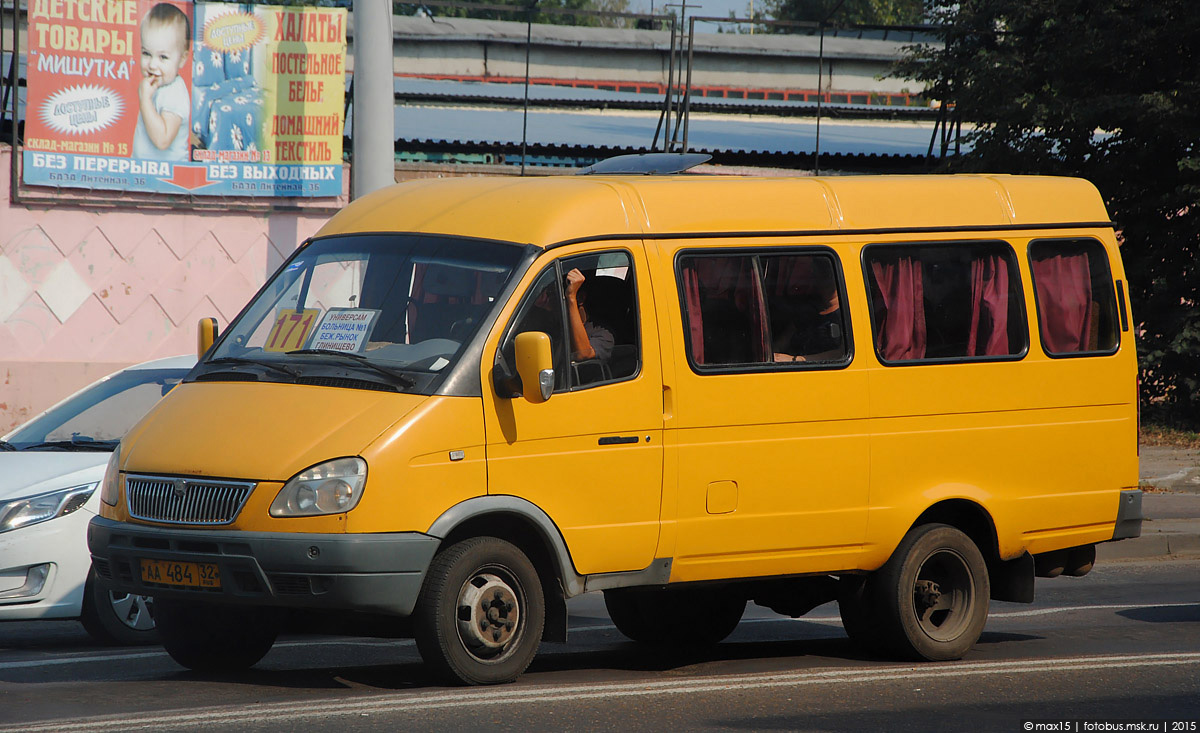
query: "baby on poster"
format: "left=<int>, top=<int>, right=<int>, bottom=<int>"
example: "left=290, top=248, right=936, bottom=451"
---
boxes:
left=133, top=3, right=191, bottom=161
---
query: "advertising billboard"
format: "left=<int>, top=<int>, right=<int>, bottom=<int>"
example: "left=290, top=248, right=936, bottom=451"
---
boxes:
left=22, top=0, right=347, bottom=197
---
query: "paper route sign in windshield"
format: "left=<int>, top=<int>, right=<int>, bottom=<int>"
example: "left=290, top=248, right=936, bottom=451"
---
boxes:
left=309, top=309, right=381, bottom=352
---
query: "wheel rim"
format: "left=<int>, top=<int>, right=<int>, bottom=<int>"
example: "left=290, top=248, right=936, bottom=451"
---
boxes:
left=910, top=548, right=974, bottom=642
left=109, top=592, right=155, bottom=631
left=455, top=566, right=524, bottom=663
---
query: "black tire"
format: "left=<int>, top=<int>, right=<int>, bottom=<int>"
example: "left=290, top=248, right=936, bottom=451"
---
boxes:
left=155, top=599, right=280, bottom=673
left=603, top=586, right=745, bottom=647
left=413, top=537, right=545, bottom=685
left=875, top=523, right=990, bottom=661
left=79, top=566, right=159, bottom=645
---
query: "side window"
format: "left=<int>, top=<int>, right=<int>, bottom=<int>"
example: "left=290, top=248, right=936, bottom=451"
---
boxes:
left=560, top=251, right=641, bottom=386
left=499, top=266, right=570, bottom=394
left=498, top=250, right=640, bottom=393
left=864, top=241, right=1026, bottom=364
left=677, top=250, right=850, bottom=370
left=1029, top=238, right=1119, bottom=355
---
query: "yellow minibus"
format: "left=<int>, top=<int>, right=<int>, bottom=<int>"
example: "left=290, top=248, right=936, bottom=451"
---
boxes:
left=89, top=158, right=1142, bottom=684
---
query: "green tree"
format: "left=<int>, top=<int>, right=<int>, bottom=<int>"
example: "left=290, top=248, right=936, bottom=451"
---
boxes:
left=897, top=0, right=1200, bottom=425
left=766, top=0, right=925, bottom=25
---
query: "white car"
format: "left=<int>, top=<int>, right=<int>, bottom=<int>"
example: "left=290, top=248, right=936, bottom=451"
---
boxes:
left=0, top=356, right=195, bottom=644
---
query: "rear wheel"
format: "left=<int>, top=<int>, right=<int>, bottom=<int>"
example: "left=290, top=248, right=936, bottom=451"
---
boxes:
left=875, top=523, right=990, bottom=661
left=604, top=587, right=745, bottom=647
left=413, top=537, right=545, bottom=685
left=155, top=599, right=280, bottom=672
left=80, top=567, right=158, bottom=645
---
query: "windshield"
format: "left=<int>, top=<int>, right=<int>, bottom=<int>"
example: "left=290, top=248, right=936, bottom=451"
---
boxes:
left=204, top=234, right=525, bottom=388
left=4, top=368, right=189, bottom=451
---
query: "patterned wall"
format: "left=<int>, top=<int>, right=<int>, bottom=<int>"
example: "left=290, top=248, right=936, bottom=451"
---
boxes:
left=0, top=145, right=343, bottom=432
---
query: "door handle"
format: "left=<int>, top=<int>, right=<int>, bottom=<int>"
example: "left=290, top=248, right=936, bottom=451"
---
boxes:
left=598, top=436, right=640, bottom=446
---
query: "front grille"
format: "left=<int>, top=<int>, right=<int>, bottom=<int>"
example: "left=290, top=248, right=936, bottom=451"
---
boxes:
left=126, top=475, right=255, bottom=525
left=269, top=574, right=313, bottom=595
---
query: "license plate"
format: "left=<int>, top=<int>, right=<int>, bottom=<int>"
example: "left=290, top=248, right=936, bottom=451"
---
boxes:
left=140, top=559, right=221, bottom=589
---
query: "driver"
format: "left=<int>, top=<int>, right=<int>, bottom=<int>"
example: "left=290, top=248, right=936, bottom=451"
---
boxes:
left=565, top=268, right=613, bottom=364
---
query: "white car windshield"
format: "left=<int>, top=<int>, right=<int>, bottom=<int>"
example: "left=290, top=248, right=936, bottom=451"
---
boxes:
left=3, top=368, right=189, bottom=451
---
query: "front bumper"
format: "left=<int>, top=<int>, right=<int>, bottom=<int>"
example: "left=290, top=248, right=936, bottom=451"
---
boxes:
left=87, top=516, right=440, bottom=616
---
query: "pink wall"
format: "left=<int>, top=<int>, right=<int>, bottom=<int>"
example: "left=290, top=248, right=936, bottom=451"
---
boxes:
left=0, top=145, right=344, bottom=432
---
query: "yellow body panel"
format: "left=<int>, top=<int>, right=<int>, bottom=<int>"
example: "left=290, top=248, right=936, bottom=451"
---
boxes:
left=480, top=241, right=666, bottom=575
left=120, top=381, right=425, bottom=482
left=106, top=173, right=1137, bottom=590
left=349, top=396, right=487, bottom=534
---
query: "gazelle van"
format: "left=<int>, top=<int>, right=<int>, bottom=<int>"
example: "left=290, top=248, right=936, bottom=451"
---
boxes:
left=89, top=160, right=1142, bottom=684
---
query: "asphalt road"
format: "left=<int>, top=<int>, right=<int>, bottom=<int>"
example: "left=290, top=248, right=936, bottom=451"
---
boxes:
left=1, top=558, right=1197, bottom=732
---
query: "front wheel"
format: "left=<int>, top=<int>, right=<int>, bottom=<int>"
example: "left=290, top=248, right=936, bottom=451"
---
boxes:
left=80, top=567, right=158, bottom=645
left=413, top=537, right=545, bottom=685
left=155, top=599, right=280, bottom=672
left=875, top=523, right=990, bottom=661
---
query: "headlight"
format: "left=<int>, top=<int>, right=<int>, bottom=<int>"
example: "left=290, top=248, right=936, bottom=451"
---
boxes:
left=270, top=457, right=367, bottom=517
left=100, top=448, right=121, bottom=506
left=0, top=483, right=97, bottom=534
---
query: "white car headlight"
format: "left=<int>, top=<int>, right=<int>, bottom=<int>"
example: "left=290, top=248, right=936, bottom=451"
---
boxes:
left=270, top=457, right=367, bottom=517
left=0, top=483, right=97, bottom=534
left=100, top=448, right=121, bottom=507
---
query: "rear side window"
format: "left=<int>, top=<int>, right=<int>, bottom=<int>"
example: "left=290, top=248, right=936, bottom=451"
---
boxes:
left=677, top=250, right=850, bottom=370
left=1029, top=238, right=1120, bottom=356
left=864, top=241, right=1027, bottom=364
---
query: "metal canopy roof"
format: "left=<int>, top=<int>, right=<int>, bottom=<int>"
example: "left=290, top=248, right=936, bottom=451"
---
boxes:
left=391, top=104, right=943, bottom=160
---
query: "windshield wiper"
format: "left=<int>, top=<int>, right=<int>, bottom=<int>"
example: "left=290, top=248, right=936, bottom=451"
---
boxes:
left=21, top=438, right=120, bottom=452
left=287, top=349, right=417, bottom=388
left=206, top=356, right=301, bottom=379
left=0, top=440, right=17, bottom=451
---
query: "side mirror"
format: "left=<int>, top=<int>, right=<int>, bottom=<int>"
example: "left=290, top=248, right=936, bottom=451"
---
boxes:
left=197, top=317, right=219, bottom=359
left=513, top=332, right=554, bottom=403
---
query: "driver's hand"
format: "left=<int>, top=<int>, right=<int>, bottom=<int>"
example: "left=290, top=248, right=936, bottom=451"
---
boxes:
left=565, top=268, right=585, bottom=299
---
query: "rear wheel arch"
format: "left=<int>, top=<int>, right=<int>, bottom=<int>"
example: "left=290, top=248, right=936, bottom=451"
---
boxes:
left=912, top=499, right=1000, bottom=563
left=911, top=499, right=1031, bottom=602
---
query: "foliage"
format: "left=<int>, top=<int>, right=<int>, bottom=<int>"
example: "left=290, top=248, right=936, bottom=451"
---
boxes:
left=897, top=0, right=1200, bottom=426
left=394, top=0, right=633, bottom=28
left=1140, top=424, right=1200, bottom=450
left=766, top=0, right=925, bottom=25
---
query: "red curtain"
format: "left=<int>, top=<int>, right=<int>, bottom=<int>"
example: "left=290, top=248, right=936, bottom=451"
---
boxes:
left=682, top=257, right=769, bottom=364
left=682, top=264, right=705, bottom=363
left=870, top=257, right=926, bottom=361
left=967, top=254, right=1010, bottom=356
left=1032, top=253, right=1093, bottom=352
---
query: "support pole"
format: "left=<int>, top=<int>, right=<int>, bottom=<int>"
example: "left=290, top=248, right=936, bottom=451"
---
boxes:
left=351, top=0, right=395, bottom=199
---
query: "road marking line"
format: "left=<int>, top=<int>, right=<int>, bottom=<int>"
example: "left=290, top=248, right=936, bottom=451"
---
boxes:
left=2, top=601, right=1192, bottom=671
left=989, top=602, right=1196, bottom=618
left=7, top=652, right=1200, bottom=732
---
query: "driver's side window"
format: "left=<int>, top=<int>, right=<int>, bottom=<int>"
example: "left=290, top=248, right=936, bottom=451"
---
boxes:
left=499, top=266, right=570, bottom=394
left=498, top=250, right=641, bottom=395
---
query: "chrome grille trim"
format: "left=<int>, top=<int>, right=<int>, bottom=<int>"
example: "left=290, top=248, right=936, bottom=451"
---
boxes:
left=125, top=474, right=255, bottom=525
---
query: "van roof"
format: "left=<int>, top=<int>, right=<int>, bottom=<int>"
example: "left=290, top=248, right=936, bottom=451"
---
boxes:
left=315, top=174, right=1112, bottom=248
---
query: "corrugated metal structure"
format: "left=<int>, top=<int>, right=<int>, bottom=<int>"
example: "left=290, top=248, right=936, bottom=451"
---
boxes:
left=3, top=11, right=955, bottom=175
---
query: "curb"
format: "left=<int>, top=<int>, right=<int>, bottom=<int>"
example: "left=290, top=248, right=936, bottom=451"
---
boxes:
left=1097, top=532, right=1200, bottom=561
